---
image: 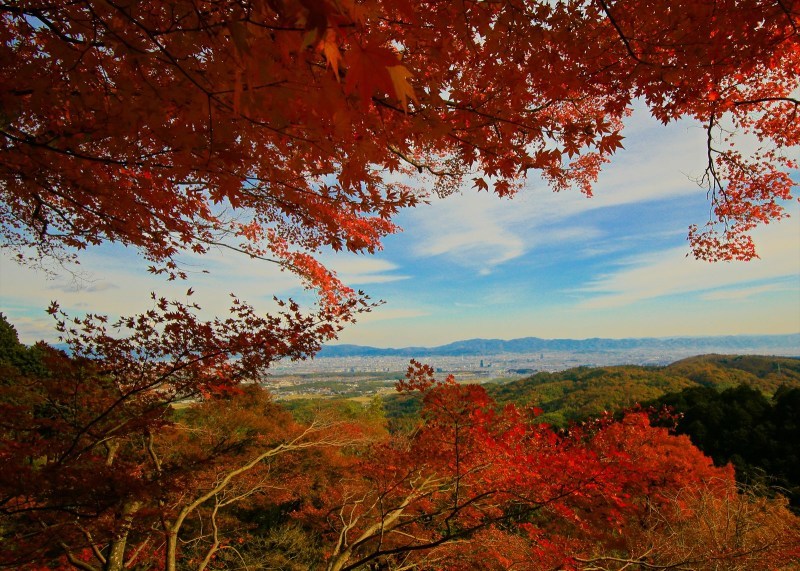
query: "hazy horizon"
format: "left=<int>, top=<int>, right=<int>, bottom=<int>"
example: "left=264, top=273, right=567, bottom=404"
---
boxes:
left=322, top=332, right=800, bottom=350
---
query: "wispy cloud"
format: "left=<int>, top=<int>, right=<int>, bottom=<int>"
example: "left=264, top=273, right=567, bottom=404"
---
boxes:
left=325, top=256, right=409, bottom=285
left=48, top=280, right=120, bottom=294
left=0, top=242, right=305, bottom=343
left=397, top=102, right=721, bottom=275
left=701, top=284, right=795, bottom=301
left=417, top=222, right=526, bottom=271
left=356, top=306, right=429, bottom=322
left=576, top=214, right=800, bottom=309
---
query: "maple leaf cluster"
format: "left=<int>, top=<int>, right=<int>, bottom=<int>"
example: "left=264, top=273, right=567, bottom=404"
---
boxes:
left=1, top=0, right=797, bottom=289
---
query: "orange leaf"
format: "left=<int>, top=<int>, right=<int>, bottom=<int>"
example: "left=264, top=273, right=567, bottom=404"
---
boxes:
left=387, top=65, right=417, bottom=112
left=320, top=30, right=342, bottom=81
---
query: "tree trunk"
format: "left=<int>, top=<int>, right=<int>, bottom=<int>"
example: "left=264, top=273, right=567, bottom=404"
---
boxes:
left=326, top=552, right=353, bottom=571
left=165, top=529, right=178, bottom=571
left=104, top=500, right=141, bottom=571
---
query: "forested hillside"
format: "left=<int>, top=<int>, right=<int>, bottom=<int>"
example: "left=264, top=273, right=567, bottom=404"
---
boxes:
left=649, top=384, right=800, bottom=511
left=4, top=317, right=800, bottom=570
left=475, top=356, right=800, bottom=510
left=664, top=354, right=800, bottom=392
left=384, top=355, right=800, bottom=512
left=483, top=355, right=800, bottom=425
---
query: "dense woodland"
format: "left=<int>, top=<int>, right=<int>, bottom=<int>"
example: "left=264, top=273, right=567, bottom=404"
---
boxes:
left=385, top=354, right=800, bottom=424
left=489, top=354, right=800, bottom=423
left=651, top=383, right=800, bottom=511
left=2, top=315, right=800, bottom=570
left=386, top=354, right=800, bottom=511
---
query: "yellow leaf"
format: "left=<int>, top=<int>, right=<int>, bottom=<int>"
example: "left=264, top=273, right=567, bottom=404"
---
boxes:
left=387, top=65, right=417, bottom=112
left=301, top=29, right=317, bottom=50
left=321, top=30, right=342, bottom=81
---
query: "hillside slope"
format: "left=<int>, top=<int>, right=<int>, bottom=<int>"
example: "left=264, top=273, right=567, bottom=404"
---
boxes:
left=484, top=355, right=800, bottom=426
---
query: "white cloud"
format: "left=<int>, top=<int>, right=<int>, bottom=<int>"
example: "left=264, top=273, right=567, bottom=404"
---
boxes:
left=0, top=242, right=419, bottom=345
left=324, top=255, right=409, bottom=285
left=576, top=213, right=800, bottom=309
left=417, top=220, right=526, bottom=270
left=397, top=101, right=722, bottom=274
left=0, top=243, right=304, bottom=343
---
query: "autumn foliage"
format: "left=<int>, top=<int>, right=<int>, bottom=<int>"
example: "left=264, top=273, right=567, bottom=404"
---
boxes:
left=0, top=313, right=370, bottom=571
left=2, top=2, right=800, bottom=569
left=1, top=0, right=798, bottom=295
left=4, top=336, right=799, bottom=571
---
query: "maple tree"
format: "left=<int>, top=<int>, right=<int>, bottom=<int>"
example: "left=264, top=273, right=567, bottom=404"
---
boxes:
left=1, top=0, right=797, bottom=295
left=578, top=481, right=800, bottom=571
left=0, top=313, right=368, bottom=571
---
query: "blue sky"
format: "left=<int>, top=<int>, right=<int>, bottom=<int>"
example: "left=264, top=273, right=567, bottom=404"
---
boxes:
left=1, top=104, right=799, bottom=347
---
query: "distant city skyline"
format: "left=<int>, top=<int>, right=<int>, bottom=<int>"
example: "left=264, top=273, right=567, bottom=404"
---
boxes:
left=1, top=102, right=799, bottom=347
left=315, top=333, right=800, bottom=355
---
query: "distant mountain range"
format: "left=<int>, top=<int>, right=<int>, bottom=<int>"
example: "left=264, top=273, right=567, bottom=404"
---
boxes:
left=318, top=334, right=800, bottom=358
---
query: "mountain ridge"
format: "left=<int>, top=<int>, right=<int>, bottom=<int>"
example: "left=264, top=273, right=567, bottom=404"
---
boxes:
left=318, top=333, right=800, bottom=358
